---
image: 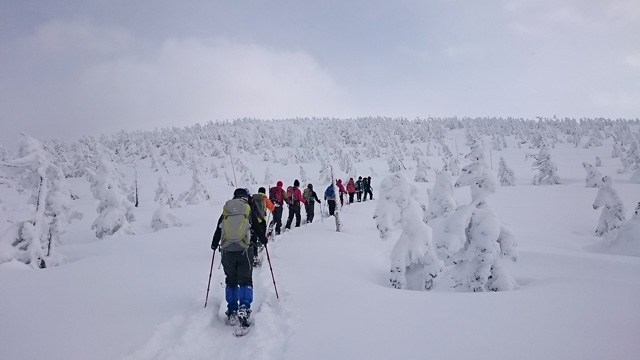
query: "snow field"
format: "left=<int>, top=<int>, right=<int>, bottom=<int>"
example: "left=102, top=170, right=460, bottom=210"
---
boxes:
left=1, top=122, right=639, bottom=360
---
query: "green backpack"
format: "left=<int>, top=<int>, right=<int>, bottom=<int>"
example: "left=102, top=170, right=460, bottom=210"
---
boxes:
left=302, top=188, right=311, bottom=202
left=252, top=193, right=266, bottom=220
left=220, top=198, right=251, bottom=251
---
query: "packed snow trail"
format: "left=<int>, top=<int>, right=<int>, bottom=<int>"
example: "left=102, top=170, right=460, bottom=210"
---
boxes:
left=122, top=242, right=295, bottom=360
left=121, top=201, right=382, bottom=360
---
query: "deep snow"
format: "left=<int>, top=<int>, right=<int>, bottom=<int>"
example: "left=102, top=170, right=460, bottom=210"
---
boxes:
left=1, top=127, right=639, bottom=360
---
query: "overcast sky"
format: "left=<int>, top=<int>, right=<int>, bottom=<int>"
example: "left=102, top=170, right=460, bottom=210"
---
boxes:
left=1, top=0, right=639, bottom=147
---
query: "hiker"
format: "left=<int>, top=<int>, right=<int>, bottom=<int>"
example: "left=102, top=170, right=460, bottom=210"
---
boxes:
left=346, top=178, right=356, bottom=204
left=210, top=188, right=268, bottom=328
left=324, top=182, right=337, bottom=216
left=363, top=176, right=374, bottom=201
left=355, top=176, right=364, bottom=202
left=302, top=183, right=321, bottom=223
left=250, top=187, right=274, bottom=266
left=285, top=179, right=306, bottom=230
left=336, top=179, right=348, bottom=206
left=268, top=181, right=289, bottom=235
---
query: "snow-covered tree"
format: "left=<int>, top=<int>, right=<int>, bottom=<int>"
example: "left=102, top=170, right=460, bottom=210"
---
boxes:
left=375, top=173, right=443, bottom=291
left=209, top=162, right=219, bottom=178
left=179, top=162, right=212, bottom=205
left=529, top=145, right=560, bottom=185
left=387, top=154, right=405, bottom=173
left=583, top=134, right=602, bottom=148
left=602, top=202, right=640, bottom=256
left=625, top=141, right=640, bottom=170
left=414, top=158, right=430, bottom=182
left=582, top=162, right=603, bottom=188
left=338, top=148, right=358, bottom=179
left=299, top=166, right=309, bottom=187
left=611, top=143, right=622, bottom=158
left=225, top=172, right=235, bottom=187
left=616, top=155, right=631, bottom=174
left=424, top=169, right=456, bottom=224
left=264, top=166, right=273, bottom=185
left=151, top=205, right=182, bottom=232
left=438, top=142, right=519, bottom=292
left=91, top=158, right=137, bottom=239
left=154, top=177, right=179, bottom=208
left=318, top=159, right=332, bottom=184
left=592, top=176, right=626, bottom=236
left=448, top=156, right=460, bottom=176
left=497, top=157, right=515, bottom=186
left=373, top=179, right=401, bottom=241
left=0, top=135, right=82, bottom=268
left=234, top=157, right=257, bottom=187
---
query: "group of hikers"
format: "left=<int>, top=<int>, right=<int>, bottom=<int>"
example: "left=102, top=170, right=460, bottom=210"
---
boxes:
left=209, top=176, right=374, bottom=330
left=323, top=176, right=374, bottom=216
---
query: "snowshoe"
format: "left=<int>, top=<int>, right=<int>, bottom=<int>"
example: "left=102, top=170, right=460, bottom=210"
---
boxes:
left=225, top=310, right=239, bottom=326
left=237, top=306, right=252, bottom=328
left=252, top=256, right=262, bottom=268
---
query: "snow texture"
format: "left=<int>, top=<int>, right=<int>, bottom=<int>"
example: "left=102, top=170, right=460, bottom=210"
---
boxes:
left=0, top=118, right=639, bottom=360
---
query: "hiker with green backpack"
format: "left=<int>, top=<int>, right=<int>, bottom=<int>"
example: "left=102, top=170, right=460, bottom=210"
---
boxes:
left=302, top=183, right=321, bottom=223
left=210, top=188, right=268, bottom=328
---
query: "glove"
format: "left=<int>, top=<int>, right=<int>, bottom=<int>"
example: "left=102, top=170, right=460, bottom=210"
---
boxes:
left=211, top=241, right=218, bottom=251
left=317, top=199, right=321, bottom=204
left=259, top=235, right=268, bottom=245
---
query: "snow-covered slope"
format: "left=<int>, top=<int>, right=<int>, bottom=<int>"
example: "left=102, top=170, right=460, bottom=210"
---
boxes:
left=1, top=121, right=639, bottom=360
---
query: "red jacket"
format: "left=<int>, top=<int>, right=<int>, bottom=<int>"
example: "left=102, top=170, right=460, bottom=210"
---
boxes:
left=346, top=179, right=356, bottom=193
left=336, top=180, right=347, bottom=194
left=292, top=187, right=306, bottom=204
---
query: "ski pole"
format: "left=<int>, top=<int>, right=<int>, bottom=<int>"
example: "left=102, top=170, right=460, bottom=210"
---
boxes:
left=264, top=245, right=279, bottom=299
left=204, top=250, right=216, bottom=308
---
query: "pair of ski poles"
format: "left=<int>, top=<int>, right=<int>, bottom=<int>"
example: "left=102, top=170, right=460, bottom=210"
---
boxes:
left=204, top=219, right=279, bottom=308
left=204, top=246, right=279, bottom=308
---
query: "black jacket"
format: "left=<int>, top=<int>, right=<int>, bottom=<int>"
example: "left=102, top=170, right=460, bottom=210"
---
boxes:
left=306, top=190, right=321, bottom=205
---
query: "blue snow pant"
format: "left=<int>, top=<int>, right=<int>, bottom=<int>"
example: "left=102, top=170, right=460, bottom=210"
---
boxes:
left=222, top=249, right=254, bottom=312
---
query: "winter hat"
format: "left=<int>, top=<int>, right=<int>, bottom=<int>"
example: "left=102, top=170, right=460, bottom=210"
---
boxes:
left=294, top=179, right=300, bottom=187
left=308, top=183, right=313, bottom=190
left=277, top=181, right=283, bottom=187
left=258, top=187, right=266, bottom=194
left=233, top=188, right=249, bottom=199
left=358, top=176, right=362, bottom=179
left=337, top=179, right=342, bottom=184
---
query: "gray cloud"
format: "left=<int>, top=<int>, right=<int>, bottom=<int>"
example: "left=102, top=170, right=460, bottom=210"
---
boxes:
left=1, top=1, right=638, bottom=148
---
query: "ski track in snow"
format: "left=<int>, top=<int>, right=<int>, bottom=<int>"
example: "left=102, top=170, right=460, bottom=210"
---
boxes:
left=123, top=241, right=296, bottom=360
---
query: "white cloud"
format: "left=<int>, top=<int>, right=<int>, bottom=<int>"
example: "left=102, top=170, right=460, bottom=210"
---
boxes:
left=78, top=37, right=357, bottom=123
left=1, top=26, right=359, bottom=146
